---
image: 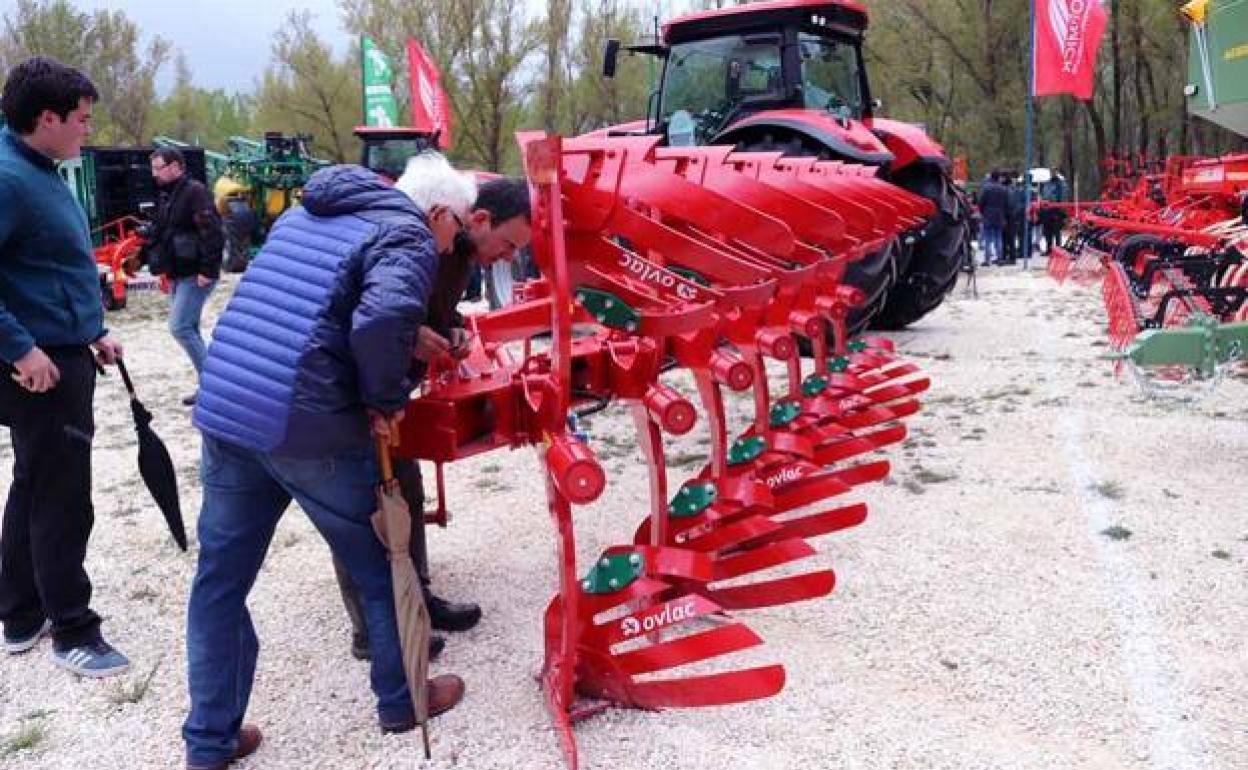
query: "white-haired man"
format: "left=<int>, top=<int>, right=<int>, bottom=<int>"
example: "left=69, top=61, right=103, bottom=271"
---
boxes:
left=182, top=154, right=474, bottom=770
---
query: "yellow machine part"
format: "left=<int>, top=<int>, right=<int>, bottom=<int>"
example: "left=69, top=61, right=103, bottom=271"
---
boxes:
left=213, top=176, right=250, bottom=214
left=265, top=188, right=297, bottom=218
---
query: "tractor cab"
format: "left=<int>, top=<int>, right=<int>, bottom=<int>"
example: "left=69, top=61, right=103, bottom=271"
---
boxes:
left=353, top=126, right=438, bottom=181
left=600, top=0, right=969, bottom=333
left=606, top=1, right=875, bottom=151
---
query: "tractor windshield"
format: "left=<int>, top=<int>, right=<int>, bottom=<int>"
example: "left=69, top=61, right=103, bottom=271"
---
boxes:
left=661, top=35, right=783, bottom=143
left=798, top=33, right=862, bottom=117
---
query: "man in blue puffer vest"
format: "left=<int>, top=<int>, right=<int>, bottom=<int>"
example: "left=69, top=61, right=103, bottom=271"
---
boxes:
left=182, top=155, right=475, bottom=770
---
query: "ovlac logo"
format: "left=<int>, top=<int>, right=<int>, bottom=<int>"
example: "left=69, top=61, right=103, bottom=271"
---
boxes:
left=620, top=599, right=698, bottom=637
left=617, top=252, right=699, bottom=301
left=765, top=464, right=808, bottom=489
left=1047, top=0, right=1095, bottom=74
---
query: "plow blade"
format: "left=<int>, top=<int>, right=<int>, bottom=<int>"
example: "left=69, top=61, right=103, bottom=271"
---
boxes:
left=1047, top=244, right=1074, bottom=283
left=705, top=570, right=837, bottom=610
left=614, top=666, right=787, bottom=710
left=565, top=552, right=788, bottom=711
left=1103, top=261, right=1142, bottom=349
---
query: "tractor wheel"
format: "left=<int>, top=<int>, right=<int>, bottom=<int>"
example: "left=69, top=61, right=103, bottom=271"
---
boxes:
left=871, top=166, right=972, bottom=330
left=1113, top=234, right=1169, bottom=284
left=223, top=200, right=255, bottom=273
left=843, top=238, right=899, bottom=335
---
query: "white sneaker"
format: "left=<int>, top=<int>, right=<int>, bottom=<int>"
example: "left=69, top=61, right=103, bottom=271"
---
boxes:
left=3, top=619, right=52, bottom=654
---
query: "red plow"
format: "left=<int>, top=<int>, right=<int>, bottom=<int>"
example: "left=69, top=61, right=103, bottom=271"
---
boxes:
left=394, top=133, right=929, bottom=767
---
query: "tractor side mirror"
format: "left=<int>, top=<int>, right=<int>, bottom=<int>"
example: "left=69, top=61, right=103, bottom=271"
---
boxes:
left=871, top=98, right=883, bottom=111
left=603, top=39, right=621, bottom=78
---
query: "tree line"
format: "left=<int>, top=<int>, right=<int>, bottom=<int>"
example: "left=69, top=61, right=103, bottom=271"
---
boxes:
left=3, top=0, right=1244, bottom=192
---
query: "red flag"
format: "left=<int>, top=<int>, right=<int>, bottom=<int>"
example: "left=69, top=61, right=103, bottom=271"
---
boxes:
left=1034, top=0, right=1109, bottom=100
left=407, top=38, right=453, bottom=149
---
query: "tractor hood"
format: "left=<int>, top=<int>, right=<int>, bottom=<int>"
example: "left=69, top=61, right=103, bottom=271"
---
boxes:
left=717, top=110, right=894, bottom=166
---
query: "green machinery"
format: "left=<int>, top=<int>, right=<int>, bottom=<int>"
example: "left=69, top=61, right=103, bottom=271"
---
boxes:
left=1185, top=0, right=1248, bottom=137
left=155, top=132, right=330, bottom=270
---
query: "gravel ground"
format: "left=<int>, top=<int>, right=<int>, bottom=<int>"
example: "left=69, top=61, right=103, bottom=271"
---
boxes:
left=1, top=265, right=1245, bottom=770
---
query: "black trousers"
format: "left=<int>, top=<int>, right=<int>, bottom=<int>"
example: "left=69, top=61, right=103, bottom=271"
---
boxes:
left=1003, top=219, right=1022, bottom=262
left=0, top=347, right=102, bottom=649
left=332, top=457, right=429, bottom=641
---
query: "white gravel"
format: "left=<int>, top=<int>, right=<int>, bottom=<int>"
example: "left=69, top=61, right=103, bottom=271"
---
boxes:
left=2, top=266, right=1246, bottom=770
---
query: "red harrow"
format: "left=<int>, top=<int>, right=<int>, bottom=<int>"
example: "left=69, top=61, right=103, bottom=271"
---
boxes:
left=1042, top=154, right=1248, bottom=386
left=394, top=134, right=929, bottom=768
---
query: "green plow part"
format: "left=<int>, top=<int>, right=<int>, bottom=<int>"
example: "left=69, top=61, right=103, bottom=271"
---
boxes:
left=1122, top=316, right=1248, bottom=378
left=574, top=286, right=640, bottom=332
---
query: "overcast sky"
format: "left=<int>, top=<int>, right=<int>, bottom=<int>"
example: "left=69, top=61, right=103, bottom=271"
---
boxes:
left=70, top=0, right=352, bottom=93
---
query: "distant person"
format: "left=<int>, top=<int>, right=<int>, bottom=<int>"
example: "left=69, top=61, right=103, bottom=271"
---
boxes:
left=0, top=57, right=130, bottom=677
left=1039, top=175, right=1068, bottom=255
left=144, top=146, right=223, bottom=406
left=1003, top=173, right=1025, bottom=264
left=976, top=171, right=1007, bottom=266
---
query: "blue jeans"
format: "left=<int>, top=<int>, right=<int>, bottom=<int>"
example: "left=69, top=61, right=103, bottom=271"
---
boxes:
left=169, top=277, right=216, bottom=376
left=981, top=223, right=1003, bottom=264
left=183, top=435, right=413, bottom=767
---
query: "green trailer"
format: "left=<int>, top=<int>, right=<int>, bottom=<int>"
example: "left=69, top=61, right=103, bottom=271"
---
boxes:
left=1186, top=0, right=1248, bottom=137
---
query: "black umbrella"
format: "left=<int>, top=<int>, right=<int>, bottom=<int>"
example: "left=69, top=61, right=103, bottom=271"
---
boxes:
left=116, top=359, right=186, bottom=551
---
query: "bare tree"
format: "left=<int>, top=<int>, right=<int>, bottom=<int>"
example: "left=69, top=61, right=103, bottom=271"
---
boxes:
left=254, top=11, right=360, bottom=162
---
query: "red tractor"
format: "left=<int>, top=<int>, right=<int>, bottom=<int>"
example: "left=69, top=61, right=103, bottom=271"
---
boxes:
left=600, top=0, right=972, bottom=331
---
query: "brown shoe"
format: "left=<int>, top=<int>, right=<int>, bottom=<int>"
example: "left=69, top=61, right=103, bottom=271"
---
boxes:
left=380, top=674, right=465, bottom=734
left=186, top=723, right=261, bottom=770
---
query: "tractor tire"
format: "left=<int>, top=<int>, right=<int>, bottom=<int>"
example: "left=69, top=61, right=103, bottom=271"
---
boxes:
left=223, top=200, right=255, bottom=273
left=843, top=238, right=899, bottom=335
left=871, top=166, right=972, bottom=330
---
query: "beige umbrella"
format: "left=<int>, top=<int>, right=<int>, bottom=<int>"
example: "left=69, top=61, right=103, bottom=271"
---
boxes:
left=372, top=436, right=433, bottom=758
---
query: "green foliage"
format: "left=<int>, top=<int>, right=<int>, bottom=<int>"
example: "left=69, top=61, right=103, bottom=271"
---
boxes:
left=149, top=54, right=255, bottom=149
left=0, top=0, right=169, bottom=144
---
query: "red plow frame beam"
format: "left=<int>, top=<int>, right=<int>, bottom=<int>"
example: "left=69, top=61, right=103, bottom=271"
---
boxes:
left=394, top=134, right=928, bottom=769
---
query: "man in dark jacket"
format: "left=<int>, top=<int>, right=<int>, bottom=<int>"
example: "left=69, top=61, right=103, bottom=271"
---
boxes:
left=976, top=171, right=1007, bottom=265
left=331, top=168, right=532, bottom=662
left=182, top=159, right=474, bottom=770
left=1004, top=173, right=1027, bottom=264
left=145, top=146, right=223, bottom=405
left=0, top=57, right=130, bottom=678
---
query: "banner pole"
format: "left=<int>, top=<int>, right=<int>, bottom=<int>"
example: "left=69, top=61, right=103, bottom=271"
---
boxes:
left=359, top=36, right=367, bottom=127
left=1023, top=0, right=1037, bottom=270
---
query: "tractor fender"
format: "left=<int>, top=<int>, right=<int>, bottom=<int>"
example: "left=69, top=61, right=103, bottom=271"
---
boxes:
left=864, top=117, right=951, bottom=173
left=714, top=111, right=893, bottom=166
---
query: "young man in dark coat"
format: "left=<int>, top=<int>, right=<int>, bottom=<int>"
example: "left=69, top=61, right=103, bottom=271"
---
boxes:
left=145, top=146, right=223, bottom=405
left=0, top=57, right=129, bottom=677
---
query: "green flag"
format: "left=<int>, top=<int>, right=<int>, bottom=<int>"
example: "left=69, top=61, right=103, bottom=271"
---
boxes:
left=361, top=37, right=400, bottom=127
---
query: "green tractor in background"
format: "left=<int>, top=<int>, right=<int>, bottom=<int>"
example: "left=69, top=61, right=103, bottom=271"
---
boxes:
left=154, top=132, right=329, bottom=271
left=210, top=133, right=330, bottom=271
